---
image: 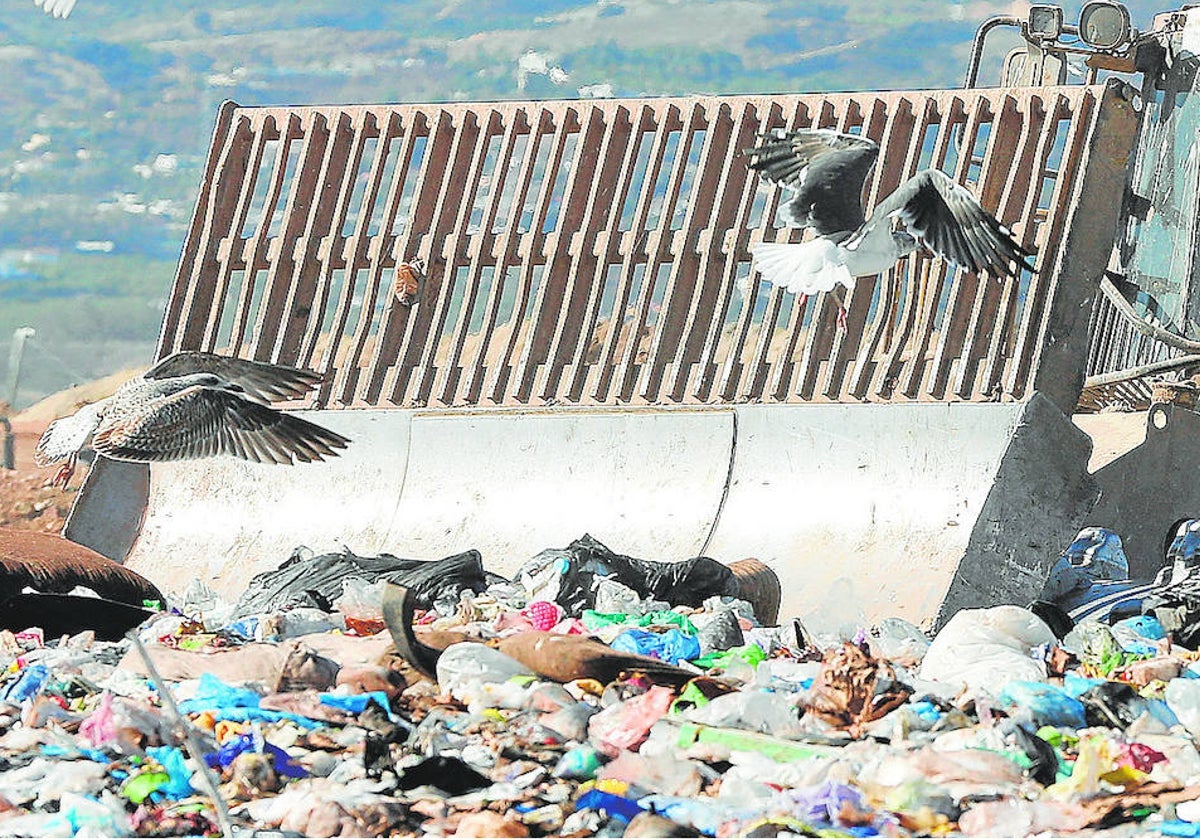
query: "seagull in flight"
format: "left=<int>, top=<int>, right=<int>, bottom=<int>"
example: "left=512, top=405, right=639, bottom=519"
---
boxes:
left=35, top=352, right=350, bottom=487
left=33, top=0, right=78, bottom=19
left=744, top=129, right=1035, bottom=329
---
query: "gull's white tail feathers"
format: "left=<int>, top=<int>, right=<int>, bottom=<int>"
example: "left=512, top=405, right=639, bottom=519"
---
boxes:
left=750, top=240, right=855, bottom=296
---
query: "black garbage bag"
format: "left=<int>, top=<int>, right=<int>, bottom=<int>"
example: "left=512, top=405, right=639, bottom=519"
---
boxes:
left=231, top=547, right=491, bottom=619
left=0, top=593, right=155, bottom=641
left=1079, top=681, right=1152, bottom=729
left=517, top=534, right=738, bottom=617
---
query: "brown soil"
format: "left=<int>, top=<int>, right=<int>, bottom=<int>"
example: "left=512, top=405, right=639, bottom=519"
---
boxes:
left=0, top=367, right=130, bottom=533
left=0, top=428, right=84, bottom=534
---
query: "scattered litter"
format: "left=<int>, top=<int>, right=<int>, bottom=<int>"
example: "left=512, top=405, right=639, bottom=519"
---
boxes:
left=5, top=528, right=1200, bottom=837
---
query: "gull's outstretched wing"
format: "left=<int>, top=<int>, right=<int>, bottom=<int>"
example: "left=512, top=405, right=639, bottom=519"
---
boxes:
left=142, top=352, right=325, bottom=402
left=34, top=402, right=105, bottom=466
left=33, top=0, right=78, bottom=19
left=92, top=386, right=348, bottom=464
left=860, top=169, right=1035, bottom=278
left=744, top=129, right=879, bottom=237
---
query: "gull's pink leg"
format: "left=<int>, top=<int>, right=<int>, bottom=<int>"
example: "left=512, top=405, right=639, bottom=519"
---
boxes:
left=830, top=288, right=848, bottom=332
left=52, top=453, right=77, bottom=489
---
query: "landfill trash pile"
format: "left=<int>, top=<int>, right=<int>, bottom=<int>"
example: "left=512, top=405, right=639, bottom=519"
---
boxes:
left=8, top=535, right=1200, bottom=837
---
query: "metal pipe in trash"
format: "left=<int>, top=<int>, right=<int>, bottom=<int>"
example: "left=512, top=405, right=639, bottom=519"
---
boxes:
left=127, top=632, right=236, bottom=836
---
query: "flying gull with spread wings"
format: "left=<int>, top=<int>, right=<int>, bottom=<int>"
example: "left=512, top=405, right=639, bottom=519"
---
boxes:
left=33, top=0, right=78, bottom=19
left=744, top=128, right=1035, bottom=328
left=35, top=352, right=350, bottom=487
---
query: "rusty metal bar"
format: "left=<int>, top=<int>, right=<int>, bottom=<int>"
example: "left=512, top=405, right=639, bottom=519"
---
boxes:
left=156, top=86, right=1129, bottom=412
left=358, top=114, right=430, bottom=403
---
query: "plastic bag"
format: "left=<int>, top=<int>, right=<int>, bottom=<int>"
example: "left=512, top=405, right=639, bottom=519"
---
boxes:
left=598, top=750, right=701, bottom=797
left=2, top=663, right=49, bottom=703
left=437, top=642, right=531, bottom=691
left=919, top=606, right=1055, bottom=696
left=520, top=600, right=563, bottom=631
left=332, top=576, right=387, bottom=634
left=33, top=760, right=107, bottom=808
left=868, top=618, right=931, bottom=668
left=436, top=642, right=535, bottom=712
left=177, top=673, right=262, bottom=714
left=1062, top=620, right=1126, bottom=672
left=80, top=692, right=176, bottom=753
left=696, top=609, right=744, bottom=654
left=588, top=685, right=675, bottom=755
left=205, top=731, right=308, bottom=779
left=691, top=643, right=767, bottom=670
left=636, top=795, right=724, bottom=836
left=685, top=687, right=805, bottom=736
left=145, top=746, right=196, bottom=799
left=1167, top=678, right=1200, bottom=738
left=996, top=680, right=1087, bottom=728
left=332, top=577, right=385, bottom=619
left=231, top=547, right=490, bottom=618
left=593, top=578, right=666, bottom=615
left=513, top=534, right=737, bottom=617
left=610, top=628, right=701, bottom=664
left=573, top=787, right=644, bottom=821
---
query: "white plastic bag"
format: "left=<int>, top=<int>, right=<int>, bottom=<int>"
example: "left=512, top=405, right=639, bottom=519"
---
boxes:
left=1166, top=678, right=1200, bottom=738
left=918, top=606, right=1055, bottom=696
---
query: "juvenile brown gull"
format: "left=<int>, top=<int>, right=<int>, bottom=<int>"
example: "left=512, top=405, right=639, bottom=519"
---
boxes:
left=35, top=351, right=349, bottom=486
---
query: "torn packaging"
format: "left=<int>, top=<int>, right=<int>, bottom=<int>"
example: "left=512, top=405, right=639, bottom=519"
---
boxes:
left=806, top=643, right=911, bottom=735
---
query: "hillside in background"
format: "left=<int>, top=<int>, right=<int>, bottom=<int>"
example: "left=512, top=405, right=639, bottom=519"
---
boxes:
left=0, top=0, right=1169, bottom=407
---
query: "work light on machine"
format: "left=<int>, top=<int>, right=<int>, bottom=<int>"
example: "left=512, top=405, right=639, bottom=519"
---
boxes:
left=1078, top=0, right=1133, bottom=50
left=1027, top=5, right=1064, bottom=41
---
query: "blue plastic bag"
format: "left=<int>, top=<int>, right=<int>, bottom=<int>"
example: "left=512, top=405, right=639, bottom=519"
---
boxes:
left=318, top=690, right=394, bottom=718
left=1115, top=615, right=1166, bottom=641
left=177, top=673, right=261, bottom=713
left=997, top=680, right=1087, bottom=729
left=575, top=789, right=643, bottom=821
left=146, top=746, right=196, bottom=799
left=638, top=794, right=725, bottom=835
left=204, top=732, right=308, bottom=779
left=2, top=664, right=50, bottom=703
left=1062, top=672, right=1106, bottom=698
left=1162, top=821, right=1200, bottom=838
left=611, top=628, right=701, bottom=664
